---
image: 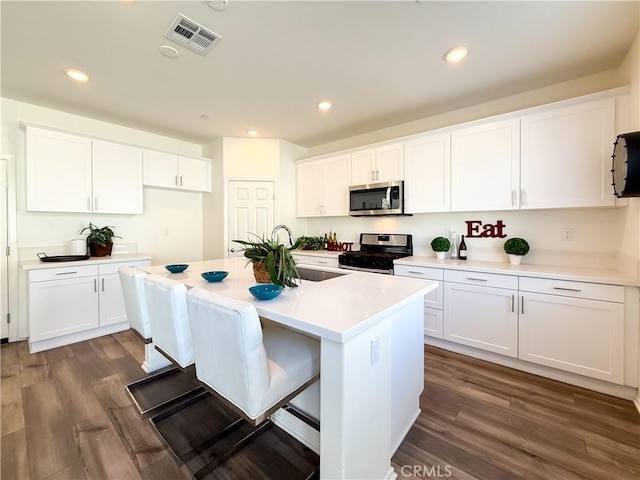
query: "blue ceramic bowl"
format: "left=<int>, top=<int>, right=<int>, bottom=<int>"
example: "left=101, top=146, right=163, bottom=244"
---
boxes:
left=165, top=264, right=189, bottom=273
left=201, top=271, right=228, bottom=282
left=249, top=284, right=283, bottom=300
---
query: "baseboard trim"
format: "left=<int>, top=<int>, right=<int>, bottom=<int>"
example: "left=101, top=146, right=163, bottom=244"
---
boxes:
left=28, top=322, right=130, bottom=353
left=633, top=396, right=640, bottom=414
left=270, top=407, right=320, bottom=455
left=425, top=337, right=638, bottom=400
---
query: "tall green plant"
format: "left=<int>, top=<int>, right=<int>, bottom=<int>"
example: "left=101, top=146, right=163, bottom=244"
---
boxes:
left=233, top=234, right=302, bottom=287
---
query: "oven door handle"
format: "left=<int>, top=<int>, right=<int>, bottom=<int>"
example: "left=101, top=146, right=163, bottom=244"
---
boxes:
left=385, top=187, right=391, bottom=209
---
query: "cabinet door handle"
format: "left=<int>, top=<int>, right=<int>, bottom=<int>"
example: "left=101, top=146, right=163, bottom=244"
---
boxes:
left=512, top=294, right=515, bottom=312
left=376, top=169, right=380, bottom=181
left=408, top=270, right=424, bottom=275
left=467, top=277, right=488, bottom=282
left=94, top=197, right=98, bottom=211
left=175, top=175, right=178, bottom=186
left=553, top=287, right=582, bottom=292
left=371, top=170, right=375, bottom=181
left=101, top=278, right=105, bottom=292
left=521, top=296, right=524, bottom=314
left=86, top=197, right=91, bottom=211
left=520, top=189, right=526, bottom=206
left=511, top=190, right=517, bottom=206
left=94, top=279, right=97, bottom=293
left=180, top=175, right=183, bottom=187
left=56, top=271, right=77, bottom=275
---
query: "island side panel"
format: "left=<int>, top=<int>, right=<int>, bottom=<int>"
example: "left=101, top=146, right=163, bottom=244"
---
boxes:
left=390, top=297, right=424, bottom=453
left=320, top=316, right=393, bottom=479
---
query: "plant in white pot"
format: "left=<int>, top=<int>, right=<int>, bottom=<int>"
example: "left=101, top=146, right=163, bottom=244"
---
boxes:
left=504, top=237, right=530, bottom=265
left=431, top=237, right=451, bottom=259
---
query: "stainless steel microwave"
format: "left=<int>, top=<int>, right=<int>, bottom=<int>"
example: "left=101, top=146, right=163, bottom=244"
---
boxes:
left=349, top=181, right=405, bottom=216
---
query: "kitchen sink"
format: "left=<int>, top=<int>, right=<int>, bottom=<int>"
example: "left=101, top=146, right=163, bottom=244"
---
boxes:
left=297, top=267, right=347, bottom=282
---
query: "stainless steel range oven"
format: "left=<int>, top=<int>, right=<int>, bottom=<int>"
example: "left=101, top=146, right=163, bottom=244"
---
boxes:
left=338, top=233, right=413, bottom=274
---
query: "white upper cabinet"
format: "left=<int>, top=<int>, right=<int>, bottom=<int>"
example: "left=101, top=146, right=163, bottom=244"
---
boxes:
left=404, top=133, right=451, bottom=213
left=26, top=126, right=143, bottom=214
left=26, top=127, right=93, bottom=213
left=142, top=150, right=211, bottom=192
left=350, top=143, right=404, bottom=185
left=451, top=118, right=520, bottom=212
left=92, top=141, right=143, bottom=214
left=296, top=159, right=323, bottom=217
left=297, top=154, right=350, bottom=217
left=520, top=98, right=616, bottom=209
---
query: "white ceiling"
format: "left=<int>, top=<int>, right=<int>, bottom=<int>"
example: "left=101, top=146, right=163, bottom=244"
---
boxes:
left=1, top=1, right=638, bottom=148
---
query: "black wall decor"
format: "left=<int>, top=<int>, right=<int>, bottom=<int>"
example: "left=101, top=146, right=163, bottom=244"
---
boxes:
left=611, top=131, right=640, bottom=197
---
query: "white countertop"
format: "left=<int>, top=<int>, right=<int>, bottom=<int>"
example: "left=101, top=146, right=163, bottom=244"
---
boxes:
left=21, top=253, right=152, bottom=271
left=394, top=256, right=639, bottom=286
left=292, top=250, right=344, bottom=258
left=143, top=257, right=436, bottom=343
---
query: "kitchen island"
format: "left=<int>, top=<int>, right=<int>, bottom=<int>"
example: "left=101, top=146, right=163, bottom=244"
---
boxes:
left=143, top=257, right=436, bottom=480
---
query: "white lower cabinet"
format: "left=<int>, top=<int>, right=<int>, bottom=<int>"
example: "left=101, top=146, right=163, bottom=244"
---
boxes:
left=519, top=278, right=625, bottom=384
left=292, top=253, right=339, bottom=268
left=29, top=272, right=100, bottom=342
left=27, top=259, right=151, bottom=351
left=444, top=281, right=518, bottom=358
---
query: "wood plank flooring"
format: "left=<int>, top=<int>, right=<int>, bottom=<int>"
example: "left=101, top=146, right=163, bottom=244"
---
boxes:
left=2, top=333, right=639, bottom=479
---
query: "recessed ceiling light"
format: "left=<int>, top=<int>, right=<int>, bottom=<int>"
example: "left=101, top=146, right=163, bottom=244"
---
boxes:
left=247, top=130, right=258, bottom=137
left=159, top=45, right=179, bottom=58
left=316, top=100, right=332, bottom=112
left=443, top=46, right=468, bottom=63
left=64, top=68, right=89, bottom=82
left=200, top=114, right=210, bottom=120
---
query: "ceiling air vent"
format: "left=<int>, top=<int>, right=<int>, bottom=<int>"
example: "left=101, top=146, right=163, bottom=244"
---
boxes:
left=164, top=13, right=222, bottom=55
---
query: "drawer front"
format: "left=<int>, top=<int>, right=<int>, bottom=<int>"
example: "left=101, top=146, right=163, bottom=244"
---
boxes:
left=293, top=255, right=339, bottom=268
left=394, top=264, right=444, bottom=281
left=519, top=277, right=623, bottom=303
left=98, top=260, right=151, bottom=275
left=28, top=264, right=98, bottom=282
left=444, top=269, right=518, bottom=290
left=424, top=307, right=443, bottom=339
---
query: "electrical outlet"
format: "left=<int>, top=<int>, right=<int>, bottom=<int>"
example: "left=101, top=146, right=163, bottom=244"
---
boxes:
left=562, top=228, right=574, bottom=241
left=370, top=337, right=380, bottom=365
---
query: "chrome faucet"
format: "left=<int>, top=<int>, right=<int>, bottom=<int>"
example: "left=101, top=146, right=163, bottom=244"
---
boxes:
left=271, top=224, right=294, bottom=246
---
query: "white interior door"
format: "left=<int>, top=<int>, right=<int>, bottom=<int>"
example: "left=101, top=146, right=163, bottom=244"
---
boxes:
left=1, top=159, right=8, bottom=340
left=227, top=181, right=275, bottom=257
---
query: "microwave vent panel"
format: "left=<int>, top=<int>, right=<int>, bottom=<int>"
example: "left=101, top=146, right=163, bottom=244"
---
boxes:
left=164, top=13, right=221, bottom=55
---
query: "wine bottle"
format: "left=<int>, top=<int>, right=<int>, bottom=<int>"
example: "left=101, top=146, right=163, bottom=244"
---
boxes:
left=324, top=233, right=328, bottom=250
left=459, top=235, right=467, bottom=260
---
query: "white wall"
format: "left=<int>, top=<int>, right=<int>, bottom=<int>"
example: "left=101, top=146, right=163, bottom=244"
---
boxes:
left=1, top=98, right=206, bottom=339
left=200, top=137, right=309, bottom=260
left=1, top=98, right=205, bottom=264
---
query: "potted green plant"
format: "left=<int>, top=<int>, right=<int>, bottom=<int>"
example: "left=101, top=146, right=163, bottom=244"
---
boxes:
left=431, top=236, right=451, bottom=259
left=79, top=223, right=121, bottom=257
left=297, top=235, right=326, bottom=251
left=503, top=237, right=530, bottom=265
left=233, top=234, right=302, bottom=287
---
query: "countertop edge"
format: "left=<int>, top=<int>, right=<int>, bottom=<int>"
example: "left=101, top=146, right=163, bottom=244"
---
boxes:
left=394, top=256, right=639, bottom=287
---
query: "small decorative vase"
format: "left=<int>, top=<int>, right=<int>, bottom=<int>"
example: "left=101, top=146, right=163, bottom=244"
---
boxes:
left=252, top=261, right=272, bottom=283
left=435, top=251, right=447, bottom=259
left=508, top=254, right=522, bottom=265
left=89, top=242, right=113, bottom=257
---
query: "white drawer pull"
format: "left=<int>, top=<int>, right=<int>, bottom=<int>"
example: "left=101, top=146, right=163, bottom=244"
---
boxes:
left=56, top=271, right=77, bottom=275
left=317, top=260, right=328, bottom=264
left=467, top=277, right=488, bottom=282
left=553, top=287, right=582, bottom=292
left=408, top=271, right=424, bottom=275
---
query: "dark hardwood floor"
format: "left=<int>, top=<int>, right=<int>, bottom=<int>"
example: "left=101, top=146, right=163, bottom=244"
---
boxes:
left=2, top=332, right=639, bottom=479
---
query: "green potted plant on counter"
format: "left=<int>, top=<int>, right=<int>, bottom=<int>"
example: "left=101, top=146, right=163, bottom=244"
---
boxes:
left=504, top=237, right=530, bottom=265
left=297, top=235, right=326, bottom=251
left=233, top=234, right=302, bottom=287
left=79, top=223, right=121, bottom=257
left=431, top=236, right=451, bottom=260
